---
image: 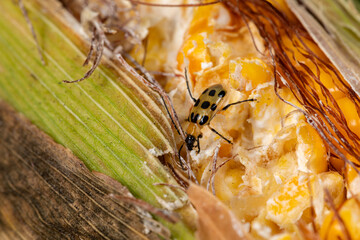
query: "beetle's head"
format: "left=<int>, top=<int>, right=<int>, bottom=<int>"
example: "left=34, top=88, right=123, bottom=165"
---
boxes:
left=185, top=134, right=196, bottom=151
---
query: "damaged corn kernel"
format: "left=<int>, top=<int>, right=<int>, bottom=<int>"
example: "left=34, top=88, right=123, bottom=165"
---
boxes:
left=140, top=0, right=359, bottom=239
left=320, top=196, right=360, bottom=240
left=229, top=57, right=272, bottom=93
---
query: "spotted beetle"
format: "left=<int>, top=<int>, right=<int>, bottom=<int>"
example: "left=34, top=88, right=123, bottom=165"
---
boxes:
left=180, top=69, right=256, bottom=155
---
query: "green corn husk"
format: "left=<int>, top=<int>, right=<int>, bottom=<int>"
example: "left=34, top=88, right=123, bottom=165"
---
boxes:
left=0, top=0, right=194, bottom=239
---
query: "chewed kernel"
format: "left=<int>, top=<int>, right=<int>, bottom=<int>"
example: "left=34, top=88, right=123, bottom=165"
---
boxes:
left=320, top=171, right=345, bottom=208
left=229, top=57, right=272, bottom=92
left=187, top=5, right=216, bottom=36
left=213, top=161, right=245, bottom=203
left=207, top=41, right=231, bottom=65
left=320, top=197, right=360, bottom=240
left=296, top=123, right=328, bottom=173
left=266, top=174, right=313, bottom=227
left=177, top=33, right=212, bottom=76
left=346, top=163, right=360, bottom=197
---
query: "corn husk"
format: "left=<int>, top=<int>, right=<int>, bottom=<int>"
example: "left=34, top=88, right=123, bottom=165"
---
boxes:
left=0, top=0, right=195, bottom=238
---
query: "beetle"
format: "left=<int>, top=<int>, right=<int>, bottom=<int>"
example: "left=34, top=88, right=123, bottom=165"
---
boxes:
left=179, top=69, right=256, bottom=155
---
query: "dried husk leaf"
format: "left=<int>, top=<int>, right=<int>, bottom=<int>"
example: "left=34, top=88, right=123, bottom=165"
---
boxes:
left=187, top=184, right=250, bottom=240
left=0, top=101, right=169, bottom=240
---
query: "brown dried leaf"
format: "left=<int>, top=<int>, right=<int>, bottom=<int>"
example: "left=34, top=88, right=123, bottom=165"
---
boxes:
left=0, top=101, right=168, bottom=240
left=187, top=184, right=250, bottom=240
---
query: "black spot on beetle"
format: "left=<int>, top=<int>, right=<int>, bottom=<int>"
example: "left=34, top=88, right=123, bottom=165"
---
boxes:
left=209, top=90, right=216, bottom=96
left=210, top=104, right=217, bottom=111
left=191, top=113, right=199, bottom=123
left=194, top=99, right=200, bottom=107
left=218, top=90, right=226, bottom=98
left=201, top=101, right=210, bottom=109
left=199, top=115, right=209, bottom=125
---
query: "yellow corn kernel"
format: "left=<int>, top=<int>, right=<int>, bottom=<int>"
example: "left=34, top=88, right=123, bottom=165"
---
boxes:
left=320, top=171, right=345, bottom=208
left=251, top=87, right=298, bottom=146
left=177, top=33, right=212, bottom=76
left=310, top=67, right=346, bottom=100
left=230, top=193, right=270, bottom=222
left=281, top=36, right=326, bottom=68
left=251, top=210, right=283, bottom=239
left=269, top=154, right=301, bottom=193
left=194, top=63, right=230, bottom=92
left=250, top=87, right=283, bottom=146
left=187, top=5, right=215, bottom=36
left=266, top=174, right=313, bottom=228
left=270, top=233, right=293, bottom=240
left=329, top=156, right=345, bottom=172
left=320, top=197, right=360, bottom=240
left=266, top=0, right=296, bottom=21
left=229, top=57, right=272, bottom=93
left=213, top=161, right=245, bottom=203
left=296, top=123, right=328, bottom=173
left=337, top=97, right=360, bottom=138
left=267, top=125, right=297, bottom=159
left=346, top=163, right=360, bottom=197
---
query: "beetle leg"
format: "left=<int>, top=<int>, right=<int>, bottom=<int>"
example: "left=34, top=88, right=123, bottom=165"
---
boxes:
left=178, top=143, right=186, bottom=170
left=208, top=126, right=232, bottom=144
left=196, top=137, right=201, bottom=153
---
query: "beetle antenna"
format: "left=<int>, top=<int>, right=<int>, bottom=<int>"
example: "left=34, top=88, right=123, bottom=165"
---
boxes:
left=184, top=68, right=197, bottom=103
left=221, top=98, right=257, bottom=111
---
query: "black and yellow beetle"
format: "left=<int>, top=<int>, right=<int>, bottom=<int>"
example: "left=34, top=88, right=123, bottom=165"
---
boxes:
left=180, top=69, right=256, bottom=154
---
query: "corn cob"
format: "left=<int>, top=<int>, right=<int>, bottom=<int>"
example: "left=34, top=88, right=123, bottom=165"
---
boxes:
left=1, top=0, right=359, bottom=239
left=140, top=0, right=360, bottom=239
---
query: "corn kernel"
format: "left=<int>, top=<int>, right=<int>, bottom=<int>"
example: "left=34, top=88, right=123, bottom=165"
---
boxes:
left=281, top=36, right=326, bottom=68
left=266, top=174, right=313, bottom=228
left=177, top=33, right=212, bottom=76
left=320, top=171, right=345, bottom=208
left=187, top=5, right=215, bottom=36
left=320, top=197, right=360, bottom=240
left=346, top=163, right=360, bottom=197
left=266, top=0, right=296, bottom=21
left=229, top=57, right=272, bottom=93
left=337, top=97, right=360, bottom=138
left=269, top=233, right=293, bottom=240
left=310, top=66, right=346, bottom=100
left=329, top=156, right=345, bottom=172
left=213, top=161, right=245, bottom=203
left=296, top=123, right=328, bottom=173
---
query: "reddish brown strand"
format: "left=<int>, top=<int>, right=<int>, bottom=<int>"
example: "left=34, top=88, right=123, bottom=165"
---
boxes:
left=128, top=0, right=222, bottom=7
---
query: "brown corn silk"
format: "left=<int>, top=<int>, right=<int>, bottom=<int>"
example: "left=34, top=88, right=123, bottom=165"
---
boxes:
left=224, top=0, right=360, bottom=171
